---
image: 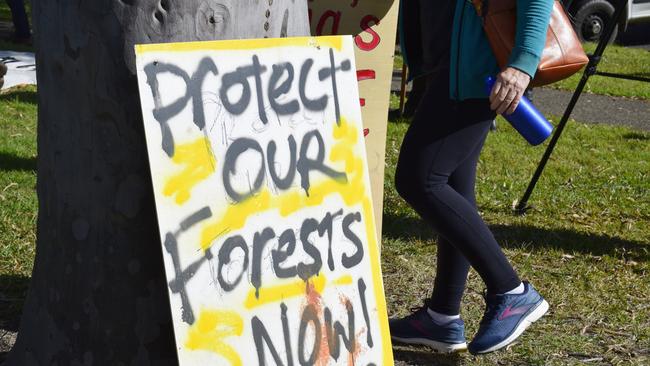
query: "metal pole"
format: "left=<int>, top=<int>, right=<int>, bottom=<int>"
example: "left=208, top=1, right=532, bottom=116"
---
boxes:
left=514, top=0, right=628, bottom=214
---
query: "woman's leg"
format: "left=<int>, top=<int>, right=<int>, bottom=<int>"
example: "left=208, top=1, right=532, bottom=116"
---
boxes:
left=395, top=83, right=520, bottom=296
left=428, top=134, right=486, bottom=315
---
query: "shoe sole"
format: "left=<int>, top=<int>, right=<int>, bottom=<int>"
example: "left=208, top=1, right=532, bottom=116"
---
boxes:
left=472, top=299, right=549, bottom=354
left=391, top=336, right=468, bottom=353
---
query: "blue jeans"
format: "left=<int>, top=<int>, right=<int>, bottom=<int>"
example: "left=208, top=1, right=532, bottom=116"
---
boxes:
left=6, top=0, right=30, bottom=39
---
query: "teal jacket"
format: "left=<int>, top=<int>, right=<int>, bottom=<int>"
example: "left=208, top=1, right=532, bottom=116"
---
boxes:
left=450, top=0, right=554, bottom=100
left=399, top=0, right=554, bottom=101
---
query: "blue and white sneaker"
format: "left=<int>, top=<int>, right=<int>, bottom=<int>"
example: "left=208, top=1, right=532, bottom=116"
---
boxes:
left=389, top=304, right=467, bottom=353
left=468, top=281, right=549, bottom=354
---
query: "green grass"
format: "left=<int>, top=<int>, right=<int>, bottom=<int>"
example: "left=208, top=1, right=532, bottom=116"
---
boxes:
left=0, top=1, right=31, bottom=25
left=0, top=85, right=36, bottom=277
left=0, top=3, right=11, bottom=23
left=550, top=43, right=650, bottom=100
left=0, top=1, right=33, bottom=52
left=0, top=86, right=37, bottom=333
left=394, top=43, right=650, bottom=100
left=1, top=86, right=649, bottom=364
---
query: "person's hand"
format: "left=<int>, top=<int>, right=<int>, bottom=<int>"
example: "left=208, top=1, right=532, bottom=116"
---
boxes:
left=489, top=67, right=531, bottom=115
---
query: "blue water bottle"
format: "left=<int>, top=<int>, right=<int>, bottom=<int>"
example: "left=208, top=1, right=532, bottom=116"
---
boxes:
left=486, top=77, right=553, bottom=146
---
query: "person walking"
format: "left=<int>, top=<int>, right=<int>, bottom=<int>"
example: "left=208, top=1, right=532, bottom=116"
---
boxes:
left=389, top=0, right=553, bottom=355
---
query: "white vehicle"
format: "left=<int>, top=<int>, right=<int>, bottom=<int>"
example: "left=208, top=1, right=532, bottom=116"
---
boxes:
left=567, top=0, right=650, bottom=42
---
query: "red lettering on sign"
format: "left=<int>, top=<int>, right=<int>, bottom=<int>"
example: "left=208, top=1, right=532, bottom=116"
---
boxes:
left=354, top=15, right=381, bottom=51
left=315, top=10, right=342, bottom=36
left=356, top=69, right=376, bottom=108
left=356, top=70, right=376, bottom=81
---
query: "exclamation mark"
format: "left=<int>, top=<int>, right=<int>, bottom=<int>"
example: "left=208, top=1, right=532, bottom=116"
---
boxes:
left=358, top=278, right=373, bottom=348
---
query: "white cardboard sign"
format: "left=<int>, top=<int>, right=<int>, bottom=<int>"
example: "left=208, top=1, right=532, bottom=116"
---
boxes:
left=135, top=36, right=393, bottom=365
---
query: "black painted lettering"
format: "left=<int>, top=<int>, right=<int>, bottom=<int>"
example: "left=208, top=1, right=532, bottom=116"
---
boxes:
left=297, top=218, right=323, bottom=282
left=222, top=138, right=266, bottom=202
left=143, top=62, right=192, bottom=157
left=320, top=210, right=343, bottom=271
left=298, top=304, right=321, bottom=366
left=252, top=311, right=292, bottom=366
left=272, top=229, right=298, bottom=278
left=267, top=135, right=297, bottom=190
left=280, top=303, right=295, bottom=366
left=165, top=206, right=214, bottom=325
left=299, top=58, right=328, bottom=112
left=219, top=56, right=268, bottom=123
left=341, top=212, right=364, bottom=269
left=252, top=227, right=276, bottom=298
left=296, top=130, right=347, bottom=195
left=250, top=55, right=269, bottom=124
left=358, top=278, right=373, bottom=348
left=189, top=57, right=219, bottom=130
left=318, top=49, right=351, bottom=124
left=324, top=301, right=355, bottom=361
left=268, top=62, right=299, bottom=115
left=217, top=235, right=249, bottom=292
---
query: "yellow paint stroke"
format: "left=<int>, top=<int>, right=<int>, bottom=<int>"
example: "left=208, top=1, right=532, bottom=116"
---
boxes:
left=361, top=196, right=395, bottom=363
left=163, top=137, right=216, bottom=205
left=200, top=117, right=364, bottom=250
left=332, top=275, right=353, bottom=286
left=136, top=36, right=343, bottom=55
left=245, top=275, right=326, bottom=310
left=244, top=274, right=354, bottom=310
left=185, top=309, right=244, bottom=366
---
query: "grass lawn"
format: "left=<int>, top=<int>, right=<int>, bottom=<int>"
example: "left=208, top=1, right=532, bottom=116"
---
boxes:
left=394, top=42, right=650, bottom=100
left=0, top=1, right=33, bottom=52
left=550, top=43, right=650, bottom=100
left=384, top=114, right=650, bottom=365
left=1, top=84, right=649, bottom=364
left=0, top=1, right=30, bottom=27
left=0, top=85, right=36, bottom=349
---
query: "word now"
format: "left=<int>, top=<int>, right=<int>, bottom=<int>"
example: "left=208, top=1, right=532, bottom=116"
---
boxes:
left=252, top=279, right=375, bottom=366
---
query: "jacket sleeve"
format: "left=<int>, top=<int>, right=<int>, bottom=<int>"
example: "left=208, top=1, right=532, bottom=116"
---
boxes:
left=507, top=0, right=554, bottom=78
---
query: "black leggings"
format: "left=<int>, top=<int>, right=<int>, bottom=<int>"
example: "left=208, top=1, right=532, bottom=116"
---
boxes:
left=395, top=72, right=521, bottom=315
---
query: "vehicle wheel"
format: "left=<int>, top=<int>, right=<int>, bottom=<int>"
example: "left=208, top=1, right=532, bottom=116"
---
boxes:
left=573, top=0, right=618, bottom=43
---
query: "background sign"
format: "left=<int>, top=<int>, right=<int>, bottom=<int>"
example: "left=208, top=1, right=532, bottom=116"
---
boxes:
left=309, top=0, right=399, bottom=238
left=135, top=36, right=393, bottom=365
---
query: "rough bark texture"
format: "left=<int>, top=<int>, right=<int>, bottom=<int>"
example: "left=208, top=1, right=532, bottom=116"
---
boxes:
left=5, top=1, right=308, bottom=365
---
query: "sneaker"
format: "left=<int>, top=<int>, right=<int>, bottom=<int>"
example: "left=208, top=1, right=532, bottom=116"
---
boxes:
left=389, top=303, right=467, bottom=353
left=468, top=281, right=549, bottom=354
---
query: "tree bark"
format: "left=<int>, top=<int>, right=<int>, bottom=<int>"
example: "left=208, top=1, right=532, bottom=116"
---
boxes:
left=6, top=1, right=308, bottom=365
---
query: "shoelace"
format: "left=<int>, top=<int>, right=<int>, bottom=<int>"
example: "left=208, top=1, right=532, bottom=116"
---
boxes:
left=409, top=298, right=434, bottom=315
left=480, top=290, right=503, bottom=325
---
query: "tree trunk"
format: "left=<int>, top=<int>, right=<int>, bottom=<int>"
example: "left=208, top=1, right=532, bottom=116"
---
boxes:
left=6, top=1, right=308, bottom=364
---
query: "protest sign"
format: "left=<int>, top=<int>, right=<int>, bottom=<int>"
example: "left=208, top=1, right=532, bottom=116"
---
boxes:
left=309, top=0, right=399, bottom=238
left=135, top=36, right=393, bottom=365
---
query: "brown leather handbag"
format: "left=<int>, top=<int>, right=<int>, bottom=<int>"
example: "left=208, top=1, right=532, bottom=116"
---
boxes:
left=472, top=0, right=589, bottom=87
